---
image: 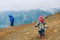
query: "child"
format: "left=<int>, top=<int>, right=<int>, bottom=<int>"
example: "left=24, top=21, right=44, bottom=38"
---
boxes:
left=35, top=15, right=48, bottom=38
left=9, top=15, right=14, bottom=26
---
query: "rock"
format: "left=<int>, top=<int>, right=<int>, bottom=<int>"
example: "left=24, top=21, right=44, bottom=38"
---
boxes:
left=53, top=29, right=57, bottom=33
left=25, top=32, right=30, bottom=35
left=47, top=37, right=53, bottom=40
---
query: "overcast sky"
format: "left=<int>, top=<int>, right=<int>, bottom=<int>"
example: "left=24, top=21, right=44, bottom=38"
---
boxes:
left=0, top=0, right=60, bottom=11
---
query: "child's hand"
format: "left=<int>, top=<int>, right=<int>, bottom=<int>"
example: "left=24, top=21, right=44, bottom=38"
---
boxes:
left=46, top=26, right=48, bottom=28
left=45, top=26, right=49, bottom=28
left=35, top=26, right=37, bottom=27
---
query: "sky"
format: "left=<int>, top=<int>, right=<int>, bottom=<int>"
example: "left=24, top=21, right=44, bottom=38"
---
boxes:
left=0, top=0, right=60, bottom=11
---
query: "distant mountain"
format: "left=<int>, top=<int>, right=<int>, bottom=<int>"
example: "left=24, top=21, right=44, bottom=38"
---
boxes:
left=46, top=8, right=60, bottom=14
left=0, top=9, right=52, bottom=28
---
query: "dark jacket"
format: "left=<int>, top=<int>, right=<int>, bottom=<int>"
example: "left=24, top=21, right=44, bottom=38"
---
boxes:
left=9, top=15, right=14, bottom=22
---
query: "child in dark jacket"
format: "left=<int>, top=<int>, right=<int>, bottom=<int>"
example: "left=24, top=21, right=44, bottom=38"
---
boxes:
left=9, top=15, right=14, bottom=26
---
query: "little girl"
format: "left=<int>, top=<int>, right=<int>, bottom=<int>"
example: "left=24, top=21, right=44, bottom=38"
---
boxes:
left=35, top=15, right=48, bottom=39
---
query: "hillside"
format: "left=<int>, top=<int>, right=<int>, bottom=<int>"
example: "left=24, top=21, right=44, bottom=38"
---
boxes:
left=0, top=13, right=60, bottom=40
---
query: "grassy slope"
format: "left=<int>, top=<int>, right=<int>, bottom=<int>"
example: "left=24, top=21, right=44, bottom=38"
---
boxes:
left=0, top=13, right=60, bottom=40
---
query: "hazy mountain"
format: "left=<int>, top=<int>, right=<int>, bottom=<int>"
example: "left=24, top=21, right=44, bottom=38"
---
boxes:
left=0, top=9, right=52, bottom=28
left=46, top=8, right=60, bottom=14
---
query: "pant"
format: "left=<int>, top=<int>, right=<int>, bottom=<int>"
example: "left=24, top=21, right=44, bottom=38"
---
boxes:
left=38, top=30, right=44, bottom=36
left=10, top=22, right=14, bottom=26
